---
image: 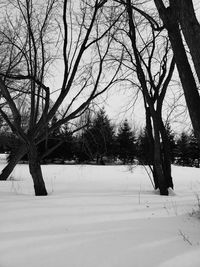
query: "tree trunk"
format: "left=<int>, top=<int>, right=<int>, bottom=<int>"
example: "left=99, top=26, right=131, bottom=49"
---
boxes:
left=0, top=144, right=27, bottom=180
left=154, top=0, right=200, bottom=147
left=152, top=165, right=159, bottom=189
left=153, top=119, right=168, bottom=195
left=96, top=154, right=99, bottom=164
left=177, top=0, right=200, bottom=83
left=0, top=136, right=63, bottom=182
left=145, top=106, right=159, bottom=189
left=159, top=119, right=174, bottom=189
left=28, top=143, right=47, bottom=196
left=145, top=106, right=173, bottom=192
left=168, top=22, right=200, bottom=147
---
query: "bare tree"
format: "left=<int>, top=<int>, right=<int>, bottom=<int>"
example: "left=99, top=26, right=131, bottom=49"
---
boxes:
left=0, top=0, right=123, bottom=195
left=112, top=0, right=175, bottom=194
left=153, top=0, right=200, bottom=146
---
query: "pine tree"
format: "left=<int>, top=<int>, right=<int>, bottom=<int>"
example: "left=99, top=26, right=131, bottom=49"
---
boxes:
left=37, top=120, right=75, bottom=163
left=116, top=120, right=135, bottom=164
left=176, top=132, right=190, bottom=166
left=52, top=124, right=74, bottom=163
left=80, top=108, right=115, bottom=164
left=164, top=122, right=176, bottom=163
left=136, top=127, right=153, bottom=165
left=188, top=130, right=200, bottom=167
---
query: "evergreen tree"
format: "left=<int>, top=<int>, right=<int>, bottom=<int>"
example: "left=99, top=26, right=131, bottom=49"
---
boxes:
left=116, top=120, right=135, bottom=164
left=74, top=134, right=92, bottom=163
left=136, top=127, right=153, bottom=165
left=37, top=120, right=74, bottom=163
left=164, top=122, right=176, bottom=163
left=176, top=132, right=190, bottom=166
left=50, top=124, right=74, bottom=163
left=79, top=108, right=115, bottom=164
left=188, top=131, right=200, bottom=167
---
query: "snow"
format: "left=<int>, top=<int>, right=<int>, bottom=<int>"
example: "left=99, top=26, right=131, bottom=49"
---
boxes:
left=0, top=158, right=200, bottom=267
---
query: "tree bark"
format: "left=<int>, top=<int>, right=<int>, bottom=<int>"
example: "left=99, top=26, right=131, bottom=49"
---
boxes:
left=177, top=0, right=200, bottom=83
left=145, top=106, right=159, bottom=189
left=146, top=109, right=173, bottom=191
left=159, top=120, right=174, bottom=189
left=152, top=119, right=168, bottom=195
left=28, top=142, right=47, bottom=196
left=0, top=144, right=27, bottom=180
left=168, top=20, right=200, bottom=146
left=154, top=0, right=200, bottom=147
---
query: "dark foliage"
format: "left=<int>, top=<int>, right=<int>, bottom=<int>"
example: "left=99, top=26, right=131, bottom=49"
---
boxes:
left=136, top=128, right=153, bottom=165
left=175, top=131, right=200, bottom=167
left=1, top=109, right=200, bottom=168
left=76, top=108, right=115, bottom=164
left=116, top=120, right=136, bottom=164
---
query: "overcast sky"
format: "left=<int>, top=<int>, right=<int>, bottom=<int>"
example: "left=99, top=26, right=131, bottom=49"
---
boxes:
left=47, top=0, right=200, bottom=134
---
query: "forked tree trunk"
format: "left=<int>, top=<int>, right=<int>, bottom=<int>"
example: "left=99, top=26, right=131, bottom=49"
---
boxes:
left=28, top=143, right=47, bottom=196
left=0, top=144, right=27, bottom=180
left=146, top=111, right=173, bottom=192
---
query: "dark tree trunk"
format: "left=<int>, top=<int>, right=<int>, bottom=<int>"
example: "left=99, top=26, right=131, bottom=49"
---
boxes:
left=152, top=119, right=168, bottom=195
left=28, top=143, right=47, bottom=196
left=161, top=141, right=173, bottom=189
left=159, top=119, right=174, bottom=189
left=146, top=108, right=173, bottom=191
left=100, top=156, right=105, bottom=165
left=169, top=22, right=200, bottom=147
left=145, top=107, right=154, bottom=164
left=145, top=106, right=159, bottom=189
left=0, top=136, right=63, bottom=182
left=0, top=144, right=27, bottom=180
left=177, top=0, right=200, bottom=83
left=152, top=166, right=159, bottom=189
left=96, top=154, right=99, bottom=164
left=154, top=0, right=200, bottom=147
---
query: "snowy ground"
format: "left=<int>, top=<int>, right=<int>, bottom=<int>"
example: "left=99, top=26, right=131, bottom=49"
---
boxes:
left=0, top=157, right=200, bottom=267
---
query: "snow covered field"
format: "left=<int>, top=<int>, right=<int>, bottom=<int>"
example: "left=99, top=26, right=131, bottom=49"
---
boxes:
left=0, top=158, right=200, bottom=267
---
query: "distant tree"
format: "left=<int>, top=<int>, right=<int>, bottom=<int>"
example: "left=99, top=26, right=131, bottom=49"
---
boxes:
left=176, top=132, right=190, bottom=166
left=60, top=124, right=75, bottom=162
left=74, top=135, right=91, bottom=163
left=80, top=108, right=115, bottom=164
left=164, top=122, right=176, bottom=163
left=73, top=111, right=94, bottom=163
left=188, top=131, right=200, bottom=167
left=136, top=127, right=153, bottom=166
left=116, top=120, right=135, bottom=164
left=38, top=121, right=74, bottom=164
left=0, top=133, right=14, bottom=154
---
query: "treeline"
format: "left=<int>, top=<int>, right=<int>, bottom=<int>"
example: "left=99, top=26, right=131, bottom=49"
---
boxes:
left=0, top=109, right=199, bottom=167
